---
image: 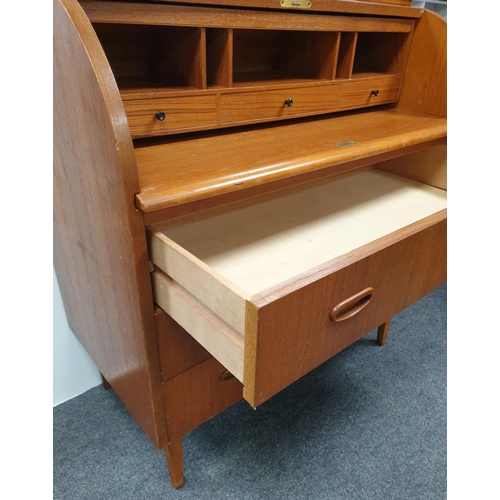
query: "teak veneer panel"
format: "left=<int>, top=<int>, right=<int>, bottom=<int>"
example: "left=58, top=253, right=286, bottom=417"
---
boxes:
left=155, top=307, right=211, bottom=382
left=135, top=109, right=447, bottom=212
left=83, top=2, right=416, bottom=31
left=398, top=10, right=446, bottom=117
left=148, top=0, right=421, bottom=18
left=245, top=218, right=446, bottom=406
left=54, top=0, right=166, bottom=448
left=163, top=356, right=242, bottom=439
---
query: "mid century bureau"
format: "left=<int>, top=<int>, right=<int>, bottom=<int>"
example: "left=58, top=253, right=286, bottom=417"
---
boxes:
left=53, top=0, right=447, bottom=488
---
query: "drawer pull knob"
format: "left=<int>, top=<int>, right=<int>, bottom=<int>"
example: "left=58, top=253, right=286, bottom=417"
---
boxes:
left=155, top=111, right=166, bottom=121
left=330, top=287, right=374, bottom=322
left=284, top=98, right=294, bottom=107
left=220, top=370, right=235, bottom=382
left=370, top=89, right=379, bottom=97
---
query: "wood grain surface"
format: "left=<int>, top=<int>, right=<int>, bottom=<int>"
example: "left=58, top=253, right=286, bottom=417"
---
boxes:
left=82, top=2, right=417, bottom=30
left=397, top=10, right=447, bottom=116
left=162, top=356, right=242, bottom=438
left=155, top=307, right=211, bottom=382
left=54, top=0, right=166, bottom=448
left=151, top=271, right=245, bottom=382
left=244, top=219, right=447, bottom=406
left=147, top=0, right=420, bottom=18
left=135, top=109, right=446, bottom=212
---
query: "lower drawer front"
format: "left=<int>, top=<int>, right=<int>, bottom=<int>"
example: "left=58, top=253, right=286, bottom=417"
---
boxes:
left=220, top=84, right=341, bottom=125
left=162, top=356, right=242, bottom=438
left=123, top=95, right=217, bottom=138
left=340, top=75, right=402, bottom=110
left=246, top=219, right=446, bottom=406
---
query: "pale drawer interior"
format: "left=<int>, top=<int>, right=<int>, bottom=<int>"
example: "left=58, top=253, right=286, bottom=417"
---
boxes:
left=148, top=170, right=447, bottom=385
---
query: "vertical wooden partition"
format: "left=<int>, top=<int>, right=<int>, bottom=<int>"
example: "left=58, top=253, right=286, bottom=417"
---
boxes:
left=336, top=32, right=358, bottom=79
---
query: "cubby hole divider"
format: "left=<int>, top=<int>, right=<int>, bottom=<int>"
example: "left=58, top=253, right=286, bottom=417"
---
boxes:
left=206, top=28, right=233, bottom=88
left=336, top=32, right=357, bottom=79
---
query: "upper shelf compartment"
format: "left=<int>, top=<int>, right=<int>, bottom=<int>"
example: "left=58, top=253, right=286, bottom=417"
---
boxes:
left=232, top=29, right=339, bottom=86
left=92, top=23, right=207, bottom=93
left=86, top=2, right=414, bottom=138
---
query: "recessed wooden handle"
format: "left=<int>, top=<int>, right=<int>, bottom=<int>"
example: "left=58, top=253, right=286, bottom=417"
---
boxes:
left=330, top=287, right=374, bottom=322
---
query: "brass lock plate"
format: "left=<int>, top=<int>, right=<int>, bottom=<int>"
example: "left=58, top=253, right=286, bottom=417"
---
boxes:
left=280, top=0, right=312, bottom=9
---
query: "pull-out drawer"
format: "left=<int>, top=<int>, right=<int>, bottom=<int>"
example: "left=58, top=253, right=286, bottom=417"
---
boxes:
left=148, top=170, right=447, bottom=407
left=340, top=75, right=402, bottom=110
left=220, top=84, right=341, bottom=125
left=123, top=95, right=218, bottom=138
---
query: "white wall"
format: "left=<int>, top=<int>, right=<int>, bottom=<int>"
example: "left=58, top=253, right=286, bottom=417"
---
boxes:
left=411, top=0, right=447, bottom=19
left=53, top=269, right=101, bottom=406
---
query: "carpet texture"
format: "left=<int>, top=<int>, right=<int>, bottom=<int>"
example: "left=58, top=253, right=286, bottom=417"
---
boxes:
left=54, top=284, right=446, bottom=499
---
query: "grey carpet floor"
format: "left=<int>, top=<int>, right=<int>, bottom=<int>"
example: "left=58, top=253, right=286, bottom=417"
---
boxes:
left=54, top=284, right=446, bottom=500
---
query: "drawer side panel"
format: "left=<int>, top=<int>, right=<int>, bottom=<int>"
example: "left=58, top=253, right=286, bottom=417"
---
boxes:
left=152, top=270, right=245, bottom=382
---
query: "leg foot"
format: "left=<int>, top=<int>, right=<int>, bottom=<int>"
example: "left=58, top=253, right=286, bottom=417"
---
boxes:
left=165, top=436, right=185, bottom=489
left=100, top=373, right=111, bottom=390
left=377, top=320, right=390, bottom=346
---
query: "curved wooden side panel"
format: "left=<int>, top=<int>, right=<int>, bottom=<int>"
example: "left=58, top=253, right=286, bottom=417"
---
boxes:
left=53, top=0, right=166, bottom=448
left=397, top=9, right=447, bottom=116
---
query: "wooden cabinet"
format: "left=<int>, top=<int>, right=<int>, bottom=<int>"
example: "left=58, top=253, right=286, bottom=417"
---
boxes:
left=54, top=0, right=447, bottom=489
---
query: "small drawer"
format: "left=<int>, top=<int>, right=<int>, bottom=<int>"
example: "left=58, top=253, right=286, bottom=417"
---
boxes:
left=148, top=171, right=447, bottom=407
left=340, top=75, right=402, bottom=110
left=163, top=356, right=243, bottom=438
left=220, top=85, right=341, bottom=125
left=123, top=95, right=217, bottom=138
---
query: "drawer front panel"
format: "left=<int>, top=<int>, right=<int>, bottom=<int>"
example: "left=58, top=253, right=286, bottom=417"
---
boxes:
left=163, top=356, right=242, bottom=439
left=124, top=95, right=217, bottom=138
left=340, top=75, right=402, bottom=110
left=245, top=219, right=447, bottom=406
left=220, top=85, right=341, bottom=124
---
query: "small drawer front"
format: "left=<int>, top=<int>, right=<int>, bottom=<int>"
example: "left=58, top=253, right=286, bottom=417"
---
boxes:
left=340, top=75, right=402, bottom=110
left=220, top=85, right=341, bottom=125
left=123, top=95, right=217, bottom=138
left=162, top=356, right=242, bottom=438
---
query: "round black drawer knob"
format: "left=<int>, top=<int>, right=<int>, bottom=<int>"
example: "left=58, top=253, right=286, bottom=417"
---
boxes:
left=284, top=98, right=294, bottom=107
left=370, top=90, right=379, bottom=97
left=155, top=111, right=166, bottom=121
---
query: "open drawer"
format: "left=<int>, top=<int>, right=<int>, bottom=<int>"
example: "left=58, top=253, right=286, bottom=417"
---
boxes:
left=148, top=170, right=447, bottom=407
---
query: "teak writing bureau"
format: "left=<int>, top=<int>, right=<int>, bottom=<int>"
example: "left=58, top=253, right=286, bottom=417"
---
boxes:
left=54, top=0, right=447, bottom=489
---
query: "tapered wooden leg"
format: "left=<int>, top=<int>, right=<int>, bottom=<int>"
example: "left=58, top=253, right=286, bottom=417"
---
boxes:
left=100, top=373, right=111, bottom=390
left=165, top=436, right=185, bottom=489
left=377, top=320, right=390, bottom=346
